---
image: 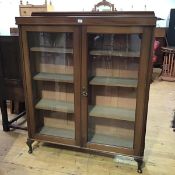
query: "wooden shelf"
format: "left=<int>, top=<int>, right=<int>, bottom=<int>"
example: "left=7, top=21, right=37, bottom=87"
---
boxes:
left=30, top=47, right=73, bottom=54
left=89, top=105, right=135, bottom=122
left=90, top=50, right=140, bottom=57
left=35, top=99, right=74, bottom=113
left=39, top=126, right=74, bottom=139
left=88, top=133, right=133, bottom=148
left=89, top=76, right=138, bottom=88
left=33, top=72, right=73, bottom=83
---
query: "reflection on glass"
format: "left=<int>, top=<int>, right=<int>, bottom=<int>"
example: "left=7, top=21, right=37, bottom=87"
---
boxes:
left=28, top=32, right=75, bottom=139
left=87, top=33, right=141, bottom=148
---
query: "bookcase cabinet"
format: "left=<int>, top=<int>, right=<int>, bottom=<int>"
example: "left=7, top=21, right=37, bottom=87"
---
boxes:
left=16, top=12, right=156, bottom=173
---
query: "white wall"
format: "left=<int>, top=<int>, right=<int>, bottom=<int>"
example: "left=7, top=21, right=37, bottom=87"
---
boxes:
left=0, top=0, right=46, bottom=35
left=0, top=0, right=175, bottom=35
left=0, top=0, right=20, bottom=35
left=51, top=0, right=175, bottom=27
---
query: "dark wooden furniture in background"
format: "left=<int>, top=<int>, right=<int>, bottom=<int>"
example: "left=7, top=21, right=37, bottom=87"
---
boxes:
left=16, top=11, right=156, bottom=173
left=154, top=27, right=167, bottom=68
left=0, top=36, right=26, bottom=131
left=160, top=47, right=175, bottom=81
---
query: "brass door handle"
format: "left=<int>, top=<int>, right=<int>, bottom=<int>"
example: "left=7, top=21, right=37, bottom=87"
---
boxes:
left=81, top=87, right=88, bottom=97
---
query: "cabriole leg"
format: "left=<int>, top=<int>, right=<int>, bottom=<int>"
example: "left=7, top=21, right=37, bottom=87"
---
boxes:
left=135, top=157, right=143, bottom=173
left=26, top=138, right=34, bottom=154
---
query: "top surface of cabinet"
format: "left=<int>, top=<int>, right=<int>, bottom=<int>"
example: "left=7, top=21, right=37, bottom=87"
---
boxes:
left=16, top=11, right=156, bottom=26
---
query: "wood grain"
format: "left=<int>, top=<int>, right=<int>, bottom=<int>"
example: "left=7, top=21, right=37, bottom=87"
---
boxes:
left=88, top=133, right=133, bottom=148
left=30, top=47, right=73, bottom=54
left=90, top=50, right=140, bottom=57
left=35, top=99, right=74, bottom=113
left=33, top=72, right=73, bottom=83
left=89, top=76, right=137, bottom=87
left=89, top=105, right=135, bottom=122
left=39, top=126, right=75, bottom=139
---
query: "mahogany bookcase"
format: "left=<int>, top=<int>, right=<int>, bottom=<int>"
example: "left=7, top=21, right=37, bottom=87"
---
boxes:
left=16, top=11, right=156, bottom=173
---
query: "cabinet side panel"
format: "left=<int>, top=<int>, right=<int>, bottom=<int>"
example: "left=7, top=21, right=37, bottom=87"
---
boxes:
left=134, top=27, right=154, bottom=157
left=20, top=27, right=38, bottom=137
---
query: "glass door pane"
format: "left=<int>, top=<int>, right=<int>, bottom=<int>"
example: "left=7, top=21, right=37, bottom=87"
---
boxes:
left=27, top=32, right=75, bottom=139
left=87, top=33, right=141, bottom=148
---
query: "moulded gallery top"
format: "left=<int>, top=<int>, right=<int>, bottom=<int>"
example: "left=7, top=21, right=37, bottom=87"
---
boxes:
left=15, top=11, right=156, bottom=26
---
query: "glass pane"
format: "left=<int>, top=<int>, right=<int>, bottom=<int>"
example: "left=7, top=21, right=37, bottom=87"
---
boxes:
left=87, top=33, right=141, bottom=148
left=27, top=32, right=75, bottom=139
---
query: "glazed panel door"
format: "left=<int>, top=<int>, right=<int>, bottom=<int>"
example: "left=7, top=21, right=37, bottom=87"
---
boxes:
left=21, top=26, right=81, bottom=146
left=81, top=26, right=148, bottom=155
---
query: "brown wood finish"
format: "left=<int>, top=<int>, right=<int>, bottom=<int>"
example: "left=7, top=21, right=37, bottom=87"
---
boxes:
left=21, top=28, right=36, bottom=137
left=16, top=12, right=155, bottom=171
left=87, top=26, right=143, bottom=34
left=0, top=35, right=26, bottom=131
left=73, top=27, right=81, bottom=146
left=81, top=26, right=88, bottom=147
left=84, top=25, right=139, bottom=153
left=27, top=136, right=130, bottom=157
left=141, top=27, right=155, bottom=156
left=19, top=26, right=33, bottom=136
left=16, top=16, right=156, bottom=26
left=31, top=11, right=155, bottom=17
left=21, top=26, right=77, bottom=32
left=21, top=25, right=81, bottom=145
left=134, top=27, right=154, bottom=157
left=34, top=134, right=76, bottom=146
left=87, top=143, right=134, bottom=155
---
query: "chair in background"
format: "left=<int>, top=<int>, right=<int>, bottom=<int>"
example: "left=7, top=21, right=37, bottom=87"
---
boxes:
left=0, top=36, right=26, bottom=131
left=159, top=47, right=175, bottom=81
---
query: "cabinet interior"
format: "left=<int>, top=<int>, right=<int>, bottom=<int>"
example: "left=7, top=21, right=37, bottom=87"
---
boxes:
left=87, top=33, right=140, bottom=148
left=28, top=32, right=75, bottom=139
left=26, top=31, right=141, bottom=148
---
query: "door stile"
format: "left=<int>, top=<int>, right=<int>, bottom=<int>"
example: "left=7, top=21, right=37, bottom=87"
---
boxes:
left=81, top=26, right=88, bottom=147
left=73, top=27, right=82, bottom=146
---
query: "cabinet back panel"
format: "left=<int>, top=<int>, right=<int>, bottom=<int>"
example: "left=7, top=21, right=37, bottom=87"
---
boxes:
left=36, top=110, right=75, bottom=139
left=88, top=117, right=134, bottom=148
left=35, top=82, right=74, bottom=102
left=43, top=111, right=74, bottom=130
left=90, top=86, right=136, bottom=109
left=91, top=57, right=139, bottom=78
left=34, top=53, right=73, bottom=75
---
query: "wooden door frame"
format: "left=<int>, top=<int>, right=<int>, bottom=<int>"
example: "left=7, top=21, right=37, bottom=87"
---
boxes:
left=81, top=25, right=153, bottom=156
left=81, top=26, right=88, bottom=147
left=20, top=25, right=81, bottom=146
